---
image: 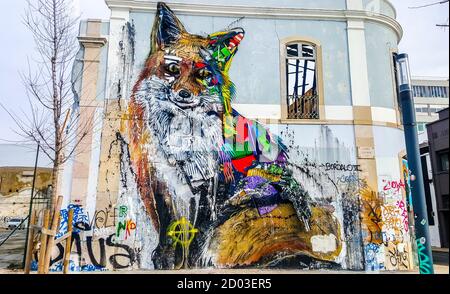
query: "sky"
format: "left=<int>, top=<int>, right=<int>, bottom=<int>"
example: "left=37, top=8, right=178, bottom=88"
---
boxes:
left=0, top=0, right=448, bottom=142
left=391, top=0, right=449, bottom=77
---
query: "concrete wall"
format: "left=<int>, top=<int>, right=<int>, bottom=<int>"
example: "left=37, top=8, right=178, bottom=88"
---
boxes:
left=0, top=167, right=52, bottom=228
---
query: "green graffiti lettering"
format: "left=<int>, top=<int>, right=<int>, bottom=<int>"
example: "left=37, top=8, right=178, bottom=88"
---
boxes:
left=416, top=240, right=434, bottom=274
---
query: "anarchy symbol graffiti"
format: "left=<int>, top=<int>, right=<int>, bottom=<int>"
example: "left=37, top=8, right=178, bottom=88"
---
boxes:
left=167, top=217, right=199, bottom=248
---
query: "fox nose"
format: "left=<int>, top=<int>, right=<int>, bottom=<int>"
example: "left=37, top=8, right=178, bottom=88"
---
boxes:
left=178, top=89, right=192, bottom=100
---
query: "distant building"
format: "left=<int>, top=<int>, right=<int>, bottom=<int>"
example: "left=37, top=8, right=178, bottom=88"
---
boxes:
left=412, top=77, right=449, bottom=143
left=426, top=108, right=449, bottom=248
left=0, top=144, right=52, bottom=227
left=411, top=78, right=449, bottom=248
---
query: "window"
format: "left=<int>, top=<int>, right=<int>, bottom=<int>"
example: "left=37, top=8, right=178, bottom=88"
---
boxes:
left=414, top=104, right=446, bottom=115
left=415, top=104, right=429, bottom=114
left=438, top=151, right=449, bottom=172
left=417, top=122, right=426, bottom=133
left=430, top=107, right=439, bottom=114
left=413, top=86, right=420, bottom=97
left=412, top=85, right=449, bottom=98
left=284, top=41, right=320, bottom=119
left=421, top=155, right=435, bottom=226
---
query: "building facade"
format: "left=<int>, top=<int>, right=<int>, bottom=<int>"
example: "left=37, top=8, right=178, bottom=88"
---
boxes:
left=413, top=77, right=449, bottom=248
left=0, top=144, right=52, bottom=228
left=426, top=109, right=449, bottom=249
left=414, top=77, right=449, bottom=142
left=49, top=0, right=421, bottom=272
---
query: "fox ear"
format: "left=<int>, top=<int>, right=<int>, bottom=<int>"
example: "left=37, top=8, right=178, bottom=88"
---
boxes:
left=151, top=2, right=186, bottom=51
left=208, top=28, right=245, bottom=71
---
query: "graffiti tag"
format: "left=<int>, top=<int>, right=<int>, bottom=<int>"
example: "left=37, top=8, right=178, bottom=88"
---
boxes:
left=382, top=179, right=405, bottom=194
left=416, top=241, right=433, bottom=274
left=324, top=162, right=362, bottom=172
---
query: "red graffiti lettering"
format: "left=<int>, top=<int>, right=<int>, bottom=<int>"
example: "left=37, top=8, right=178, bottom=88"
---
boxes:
left=396, top=200, right=409, bottom=232
left=382, top=180, right=406, bottom=194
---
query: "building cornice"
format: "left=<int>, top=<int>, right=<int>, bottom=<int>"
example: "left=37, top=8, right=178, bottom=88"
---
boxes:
left=78, top=36, right=108, bottom=48
left=105, top=0, right=403, bottom=41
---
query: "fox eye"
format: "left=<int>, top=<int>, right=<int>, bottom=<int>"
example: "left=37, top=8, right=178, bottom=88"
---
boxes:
left=166, top=63, right=180, bottom=75
left=197, top=68, right=212, bottom=79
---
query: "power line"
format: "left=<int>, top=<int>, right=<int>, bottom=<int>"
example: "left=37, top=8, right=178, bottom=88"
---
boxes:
left=437, top=17, right=450, bottom=28
left=409, top=0, right=449, bottom=9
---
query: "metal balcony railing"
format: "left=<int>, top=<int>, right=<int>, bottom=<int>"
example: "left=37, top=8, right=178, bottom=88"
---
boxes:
left=287, top=94, right=319, bottom=119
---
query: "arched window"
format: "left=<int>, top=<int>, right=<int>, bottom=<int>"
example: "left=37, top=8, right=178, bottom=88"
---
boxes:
left=280, top=38, right=324, bottom=120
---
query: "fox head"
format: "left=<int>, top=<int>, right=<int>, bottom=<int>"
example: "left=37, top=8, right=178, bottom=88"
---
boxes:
left=133, top=2, right=245, bottom=113
left=127, top=2, right=246, bottom=192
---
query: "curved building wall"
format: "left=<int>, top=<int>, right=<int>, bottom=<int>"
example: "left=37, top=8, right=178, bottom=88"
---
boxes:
left=50, top=0, right=417, bottom=273
left=365, top=21, right=398, bottom=109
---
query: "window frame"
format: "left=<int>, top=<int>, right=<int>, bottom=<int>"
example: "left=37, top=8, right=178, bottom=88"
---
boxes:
left=390, top=49, right=402, bottom=126
left=417, top=122, right=426, bottom=133
left=438, top=151, right=449, bottom=172
left=280, top=36, right=325, bottom=121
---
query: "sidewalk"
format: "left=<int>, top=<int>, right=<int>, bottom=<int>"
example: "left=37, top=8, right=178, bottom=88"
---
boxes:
left=0, top=230, right=26, bottom=270
left=1, top=265, right=448, bottom=274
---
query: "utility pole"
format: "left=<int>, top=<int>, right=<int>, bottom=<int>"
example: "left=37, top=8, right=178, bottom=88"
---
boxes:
left=22, top=143, right=40, bottom=269
left=394, top=53, right=434, bottom=274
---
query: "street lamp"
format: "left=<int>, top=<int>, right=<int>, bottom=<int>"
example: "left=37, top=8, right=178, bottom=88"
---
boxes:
left=394, top=53, right=434, bottom=274
left=396, top=54, right=412, bottom=92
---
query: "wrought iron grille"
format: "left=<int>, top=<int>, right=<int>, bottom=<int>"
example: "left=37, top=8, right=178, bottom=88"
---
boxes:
left=32, top=187, right=52, bottom=214
left=287, top=94, right=319, bottom=119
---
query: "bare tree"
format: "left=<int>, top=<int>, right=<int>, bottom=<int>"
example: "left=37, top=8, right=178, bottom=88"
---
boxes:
left=1, top=0, right=95, bottom=201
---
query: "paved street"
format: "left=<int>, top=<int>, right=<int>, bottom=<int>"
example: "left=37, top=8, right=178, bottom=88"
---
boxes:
left=0, top=229, right=26, bottom=270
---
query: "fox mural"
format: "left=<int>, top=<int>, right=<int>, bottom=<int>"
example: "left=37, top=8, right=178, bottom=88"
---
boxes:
left=121, top=2, right=342, bottom=270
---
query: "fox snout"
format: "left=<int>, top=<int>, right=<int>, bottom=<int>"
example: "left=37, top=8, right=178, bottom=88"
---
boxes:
left=175, top=89, right=193, bottom=103
left=178, top=89, right=192, bottom=100
left=169, top=88, right=201, bottom=108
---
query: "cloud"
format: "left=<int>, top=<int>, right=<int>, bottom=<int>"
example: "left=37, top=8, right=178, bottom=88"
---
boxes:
left=392, top=0, right=449, bottom=77
left=78, top=0, right=110, bottom=19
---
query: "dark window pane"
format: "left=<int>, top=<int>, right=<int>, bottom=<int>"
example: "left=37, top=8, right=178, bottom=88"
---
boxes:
left=439, top=152, right=449, bottom=172
left=418, top=123, right=425, bottom=132
left=302, top=44, right=314, bottom=58
left=421, top=155, right=435, bottom=226
left=287, top=44, right=299, bottom=57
